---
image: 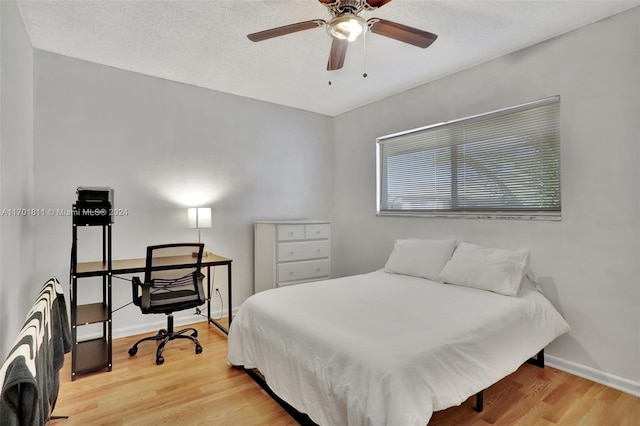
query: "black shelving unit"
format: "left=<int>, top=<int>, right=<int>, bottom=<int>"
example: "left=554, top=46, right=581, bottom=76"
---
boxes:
left=70, top=203, right=113, bottom=381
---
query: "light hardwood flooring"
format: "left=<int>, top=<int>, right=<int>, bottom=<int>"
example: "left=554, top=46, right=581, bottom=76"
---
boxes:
left=53, top=321, right=639, bottom=425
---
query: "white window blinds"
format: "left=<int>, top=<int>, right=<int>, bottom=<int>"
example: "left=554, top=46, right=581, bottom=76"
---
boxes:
left=377, top=96, right=561, bottom=218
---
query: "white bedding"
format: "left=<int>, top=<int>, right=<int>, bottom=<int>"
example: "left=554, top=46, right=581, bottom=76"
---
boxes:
left=228, top=270, right=569, bottom=426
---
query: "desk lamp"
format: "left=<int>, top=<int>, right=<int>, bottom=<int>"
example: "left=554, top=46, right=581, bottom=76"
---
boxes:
left=188, top=207, right=211, bottom=256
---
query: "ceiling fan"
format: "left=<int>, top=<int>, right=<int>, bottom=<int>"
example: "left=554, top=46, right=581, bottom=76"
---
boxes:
left=247, top=0, right=438, bottom=71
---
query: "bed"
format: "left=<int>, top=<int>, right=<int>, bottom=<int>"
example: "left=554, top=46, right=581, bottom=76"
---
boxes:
left=228, top=239, right=570, bottom=425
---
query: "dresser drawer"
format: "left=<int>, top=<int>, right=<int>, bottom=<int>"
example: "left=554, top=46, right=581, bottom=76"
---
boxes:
left=305, top=224, right=330, bottom=240
left=277, top=225, right=305, bottom=241
left=278, top=259, right=330, bottom=283
left=277, top=241, right=329, bottom=262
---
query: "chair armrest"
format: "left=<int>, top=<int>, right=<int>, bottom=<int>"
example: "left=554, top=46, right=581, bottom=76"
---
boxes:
left=194, top=271, right=206, bottom=305
left=132, top=276, right=152, bottom=312
left=132, top=276, right=142, bottom=307
left=140, top=286, right=151, bottom=312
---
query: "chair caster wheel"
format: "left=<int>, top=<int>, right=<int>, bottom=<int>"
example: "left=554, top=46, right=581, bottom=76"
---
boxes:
left=191, top=331, right=198, bottom=338
left=159, top=329, right=167, bottom=336
left=156, top=356, right=164, bottom=365
left=195, top=345, right=203, bottom=354
left=128, top=347, right=137, bottom=356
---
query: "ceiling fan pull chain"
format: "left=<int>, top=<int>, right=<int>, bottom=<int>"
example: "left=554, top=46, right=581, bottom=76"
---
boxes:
left=363, top=29, right=368, bottom=78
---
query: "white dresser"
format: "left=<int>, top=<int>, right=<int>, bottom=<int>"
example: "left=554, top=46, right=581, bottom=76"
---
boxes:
left=254, top=220, right=331, bottom=293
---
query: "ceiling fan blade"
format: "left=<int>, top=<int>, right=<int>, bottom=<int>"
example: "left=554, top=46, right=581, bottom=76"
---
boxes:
left=327, top=39, right=348, bottom=71
left=247, top=20, right=325, bottom=42
left=364, top=0, right=394, bottom=9
left=368, top=18, right=437, bottom=48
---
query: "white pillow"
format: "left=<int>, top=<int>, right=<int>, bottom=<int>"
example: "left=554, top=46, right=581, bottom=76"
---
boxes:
left=384, top=238, right=457, bottom=282
left=438, top=242, right=529, bottom=296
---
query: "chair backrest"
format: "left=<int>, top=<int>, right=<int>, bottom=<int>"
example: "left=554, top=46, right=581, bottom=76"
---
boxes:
left=143, top=243, right=204, bottom=285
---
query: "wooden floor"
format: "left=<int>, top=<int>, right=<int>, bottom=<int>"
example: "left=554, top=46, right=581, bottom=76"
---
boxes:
left=53, top=321, right=639, bottom=425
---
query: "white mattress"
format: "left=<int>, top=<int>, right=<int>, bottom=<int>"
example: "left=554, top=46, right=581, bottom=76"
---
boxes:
left=228, top=270, right=569, bottom=426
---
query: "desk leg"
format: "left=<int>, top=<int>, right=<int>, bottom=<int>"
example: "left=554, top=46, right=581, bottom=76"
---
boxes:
left=207, top=263, right=229, bottom=335
left=206, top=264, right=212, bottom=322
left=227, top=262, right=232, bottom=328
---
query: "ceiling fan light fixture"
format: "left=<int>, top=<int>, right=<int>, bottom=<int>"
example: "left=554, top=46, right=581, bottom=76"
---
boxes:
left=327, top=13, right=367, bottom=42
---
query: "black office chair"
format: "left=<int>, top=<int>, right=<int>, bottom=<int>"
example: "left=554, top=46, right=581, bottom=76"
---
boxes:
left=128, top=243, right=206, bottom=365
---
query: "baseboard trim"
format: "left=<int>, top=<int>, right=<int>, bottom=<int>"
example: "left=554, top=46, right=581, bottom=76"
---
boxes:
left=112, top=314, right=207, bottom=339
left=546, top=354, right=640, bottom=397
left=110, top=307, right=239, bottom=340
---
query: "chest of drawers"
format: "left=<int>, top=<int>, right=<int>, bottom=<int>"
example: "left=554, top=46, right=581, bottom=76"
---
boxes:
left=254, top=220, right=331, bottom=293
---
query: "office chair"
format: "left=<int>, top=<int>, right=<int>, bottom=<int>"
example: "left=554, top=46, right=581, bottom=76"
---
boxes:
left=128, top=243, right=206, bottom=365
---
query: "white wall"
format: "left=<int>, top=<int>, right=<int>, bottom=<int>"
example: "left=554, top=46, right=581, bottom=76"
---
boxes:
left=32, top=51, right=334, bottom=338
left=333, top=8, right=639, bottom=392
left=0, top=0, right=35, bottom=361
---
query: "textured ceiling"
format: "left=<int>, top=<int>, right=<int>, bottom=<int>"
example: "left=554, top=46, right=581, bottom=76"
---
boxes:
left=17, top=0, right=640, bottom=116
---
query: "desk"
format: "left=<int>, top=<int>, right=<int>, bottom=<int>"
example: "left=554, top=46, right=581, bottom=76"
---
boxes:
left=76, top=252, right=233, bottom=335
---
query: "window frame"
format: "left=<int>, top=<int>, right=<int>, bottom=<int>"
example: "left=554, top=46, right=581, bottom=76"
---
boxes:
left=376, top=96, right=561, bottom=220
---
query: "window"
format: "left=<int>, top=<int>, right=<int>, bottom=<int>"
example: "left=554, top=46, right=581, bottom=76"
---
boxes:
left=376, top=96, right=560, bottom=219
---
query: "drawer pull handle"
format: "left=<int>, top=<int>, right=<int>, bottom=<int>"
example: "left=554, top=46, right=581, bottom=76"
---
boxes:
left=316, top=268, right=321, bottom=272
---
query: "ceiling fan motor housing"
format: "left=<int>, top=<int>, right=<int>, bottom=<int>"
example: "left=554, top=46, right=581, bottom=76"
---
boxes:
left=323, top=0, right=377, bottom=16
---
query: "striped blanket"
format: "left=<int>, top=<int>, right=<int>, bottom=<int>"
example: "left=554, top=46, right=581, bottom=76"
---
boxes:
left=0, top=278, right=72, bottom=425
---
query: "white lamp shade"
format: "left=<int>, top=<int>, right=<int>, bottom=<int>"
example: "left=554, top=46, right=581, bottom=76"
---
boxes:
left=188, top=207, right=212, bottom=229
